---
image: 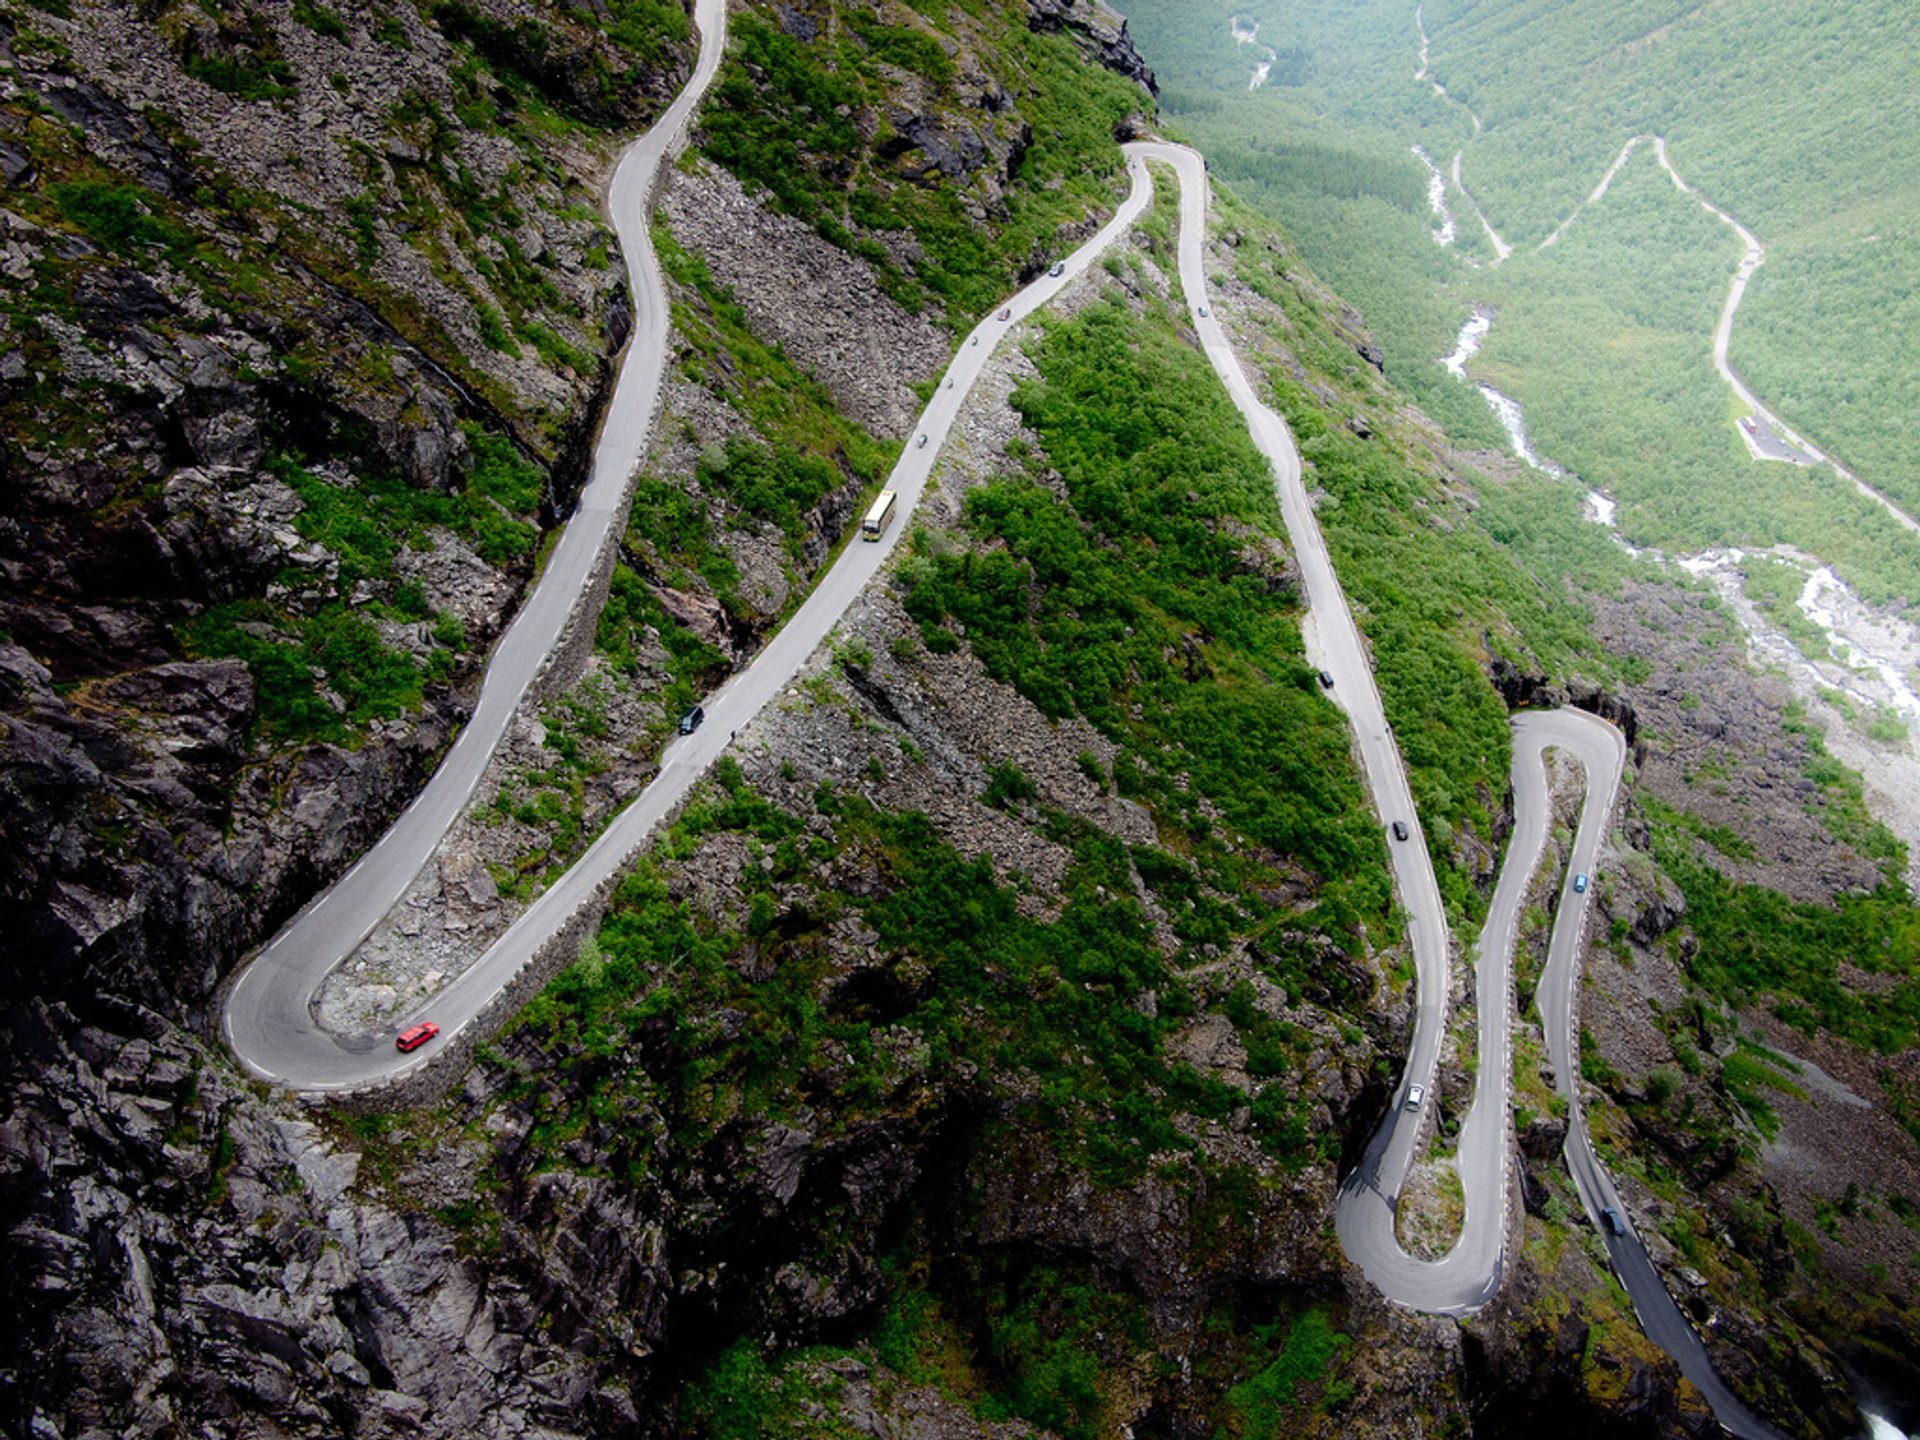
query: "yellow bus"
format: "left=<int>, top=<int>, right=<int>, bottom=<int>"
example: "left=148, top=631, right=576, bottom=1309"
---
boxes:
left=862, top=488, right=898, bottom=541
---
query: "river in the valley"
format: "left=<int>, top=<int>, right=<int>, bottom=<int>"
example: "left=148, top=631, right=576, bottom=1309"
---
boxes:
left=1436, top=307, right=1920, bottom=888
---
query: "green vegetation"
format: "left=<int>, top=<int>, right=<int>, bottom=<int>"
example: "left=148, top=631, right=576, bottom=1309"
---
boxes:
left=1718, top=1037, right=1806, bottom=1141
left=696, top=7, right=1146, bottom=325
left=1407, top=0, right=1920, bottom=512
left=290, top=0, right=348, bottom=41
left=516, top=767, right=1329, bottom=1184
left=182, top=601, right=426, bottom=745
left=429, top=0, right=690, bottom=123
left=1652, top=819, right=1920, bottom=1054
left=174, top=10, right=299, bottom=101
left=488, top=252, right=1402, bottom=1431
left=171, top=435, right=545, bottom=743
left=900, top=294, right=1387, bottom=918
left=980, top=1267, right=1146, bottom=1440
left=641, top=222, right=894, bottom=616
left=1780, top=700, right=1908, bottom=870
left=1215, top=1307, right=1352, bottom=1435
left=1212, top=185, right=1625, bottom=915
left=49, top=180, right=194, bottom=257
left=1125, top=0, right=1920, bottom=609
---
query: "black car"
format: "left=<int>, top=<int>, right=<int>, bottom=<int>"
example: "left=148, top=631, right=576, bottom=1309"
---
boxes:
left=1391, top=820, right=1410, bottom=842
left=1318, top=670, right=1334, bottom=688
left=678, top=705, right=705, bottom=735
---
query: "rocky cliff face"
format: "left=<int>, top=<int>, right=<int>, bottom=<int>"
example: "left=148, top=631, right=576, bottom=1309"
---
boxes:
left=7, top=0, right=1908, bottom=1436
left=0, top=0, right=698, bottom=1010
left=1026, top=0, right=1157, bottom=96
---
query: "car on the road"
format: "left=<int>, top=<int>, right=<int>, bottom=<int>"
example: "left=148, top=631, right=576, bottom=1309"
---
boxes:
left=1048, top=261, right=1065, bottom=277
left=1574, top=871, right=1589, bottom=893
left=1600, top=1206, right=1626, bottom=1237
left=1404, top=1083, right=1425, bottom=1111
left=678, top=705, right=705, bottom=735
left=997, top=306, right=1012, bottom=321
left=1318, top=670, right=1334, bottom=688
left=1198, top=304, right=1210, bottom=317
left=917, top=433, right=929, bottom=449
left=1391, top=820, right=1410, bottom=842
left=395, top=1021, right=439, bottom=1053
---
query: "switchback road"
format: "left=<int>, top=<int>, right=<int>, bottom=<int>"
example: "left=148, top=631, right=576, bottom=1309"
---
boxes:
left=225, top=103, right=1784, bottom=1433
left=224, top=129, right=1158, bottom=1090
left=1336, top=710, right=1621, bottom=1314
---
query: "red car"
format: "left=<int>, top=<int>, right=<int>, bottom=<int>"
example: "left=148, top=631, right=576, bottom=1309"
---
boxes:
left=395, top=1021, right=440, bottom=1053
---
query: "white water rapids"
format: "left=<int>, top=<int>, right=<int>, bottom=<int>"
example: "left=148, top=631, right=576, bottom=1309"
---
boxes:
left=1441, top=306, right=1566, bottom=478
left=1437, top=312, right=1920, bottom=887
left=1230, top=15, right=1276, bottom=89
left=1413, top=146, right=1457, bottom=245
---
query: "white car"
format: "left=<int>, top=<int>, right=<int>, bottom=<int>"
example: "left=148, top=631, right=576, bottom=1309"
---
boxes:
left=1404, top=1083, right=1426, bottom=1111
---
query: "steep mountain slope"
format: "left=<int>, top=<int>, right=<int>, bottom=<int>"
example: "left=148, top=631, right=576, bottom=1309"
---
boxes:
left=8, top=0, right=1915, bottom=1436
left=1127, top=0, right=1920, bottom=1429
left=0, top=0, right=698, bottom=1011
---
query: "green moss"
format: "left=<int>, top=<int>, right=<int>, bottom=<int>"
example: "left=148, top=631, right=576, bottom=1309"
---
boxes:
left=49, top=180, right=193, bottom=258
left=1216, top=1307, right=1351, bottom=1436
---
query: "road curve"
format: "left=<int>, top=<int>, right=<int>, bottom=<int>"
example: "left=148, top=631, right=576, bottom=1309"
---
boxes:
left=223, top=0, right=729, bottom=1085
left=224, top=130, right=1161, bottom=1089
left=1536, top=717, right=1786, bottom=1440
left=1125, top=140, right=1462, bottom=1294
left=1165, top=92, right=1779, bottom=1419
left=1336, top=710, right=1620, bottom=1313
left=222, top=105, right=1795, bottom=1427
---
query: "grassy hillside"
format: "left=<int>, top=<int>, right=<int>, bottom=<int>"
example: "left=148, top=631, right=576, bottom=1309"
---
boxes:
left=1420, top=0, right=1920, bottom=510
left=1128, top=0, right=1920, bottom=534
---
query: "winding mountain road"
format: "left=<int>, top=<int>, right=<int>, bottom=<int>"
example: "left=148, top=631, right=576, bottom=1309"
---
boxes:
left=1336, top=710, right=1621, bottom=1314
left=224, top=87, right=1160, bottom=1090
left=221, top=70, right=1782, bottom=1429
left=1536, top=719, right=1784, bottom=1440
left=1147, top=131, right=1779, bottom=1437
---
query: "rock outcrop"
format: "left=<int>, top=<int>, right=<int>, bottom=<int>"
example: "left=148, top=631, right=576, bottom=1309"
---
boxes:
left=1026, top=0, right=1158, bottom=96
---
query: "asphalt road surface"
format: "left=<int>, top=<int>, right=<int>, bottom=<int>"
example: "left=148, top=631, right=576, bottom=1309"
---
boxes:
left=223, top=127, right=1159, bottom=1090
left=1129, top=145, right=1457, bottom=1233
left=222, top=118, right=1789, bottom=1431
left=1536, top=717, right=1786, bottom=1440
left=1335, top=711, right=1623, bottom=1314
